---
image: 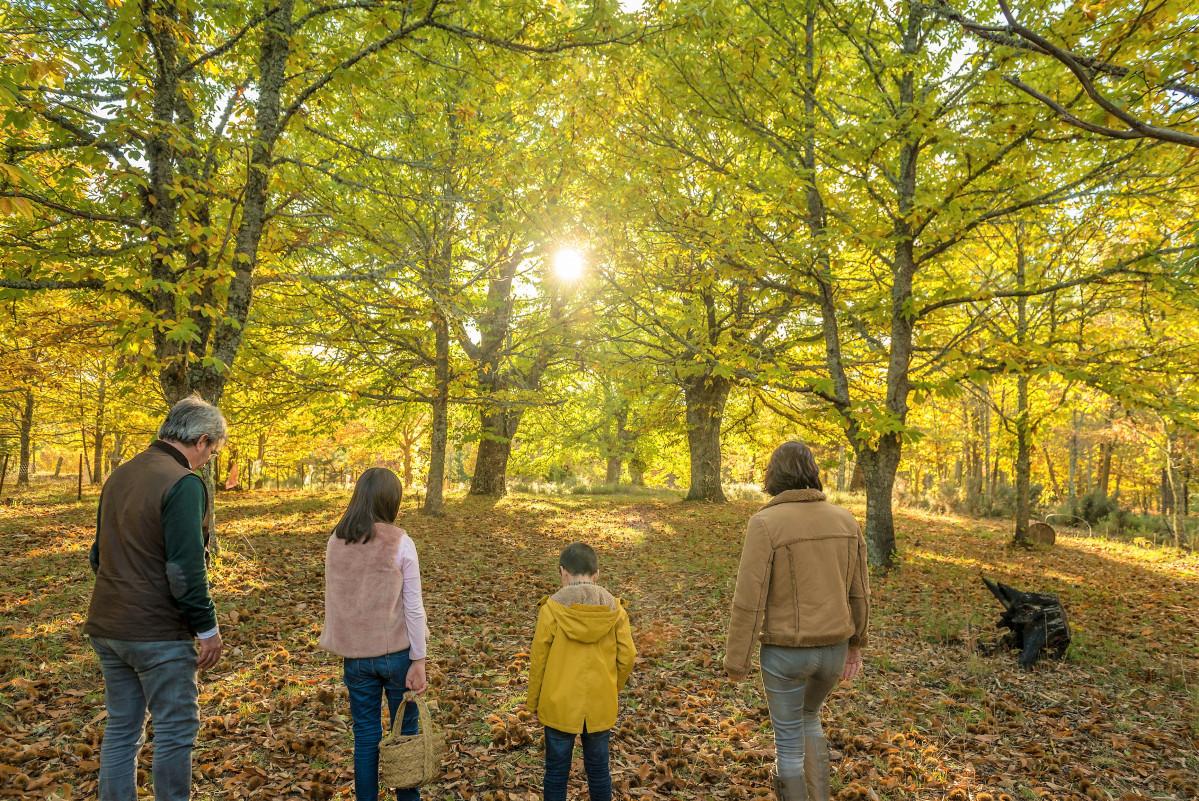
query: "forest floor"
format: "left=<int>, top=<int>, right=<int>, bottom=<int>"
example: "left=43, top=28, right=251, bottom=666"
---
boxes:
left=1, top=481, right=1197, bottom=801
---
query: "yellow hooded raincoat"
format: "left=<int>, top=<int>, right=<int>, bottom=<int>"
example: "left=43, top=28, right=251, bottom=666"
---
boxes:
left=527, top=585, right=636, bottom=734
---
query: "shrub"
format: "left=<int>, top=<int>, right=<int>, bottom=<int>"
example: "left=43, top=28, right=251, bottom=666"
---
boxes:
left=1075, top=489, right=1119, bottom=525
left=988, top=482, right=1043, bottom=518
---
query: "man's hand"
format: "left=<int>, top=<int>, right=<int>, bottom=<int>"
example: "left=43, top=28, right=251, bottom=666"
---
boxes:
left=841, top=645, right=862, bottom=681
left=726, top=669, right=747, bottom=683
left=197, top=632, right=223, bottom=671
left=406, top=659, right=427, bottom=694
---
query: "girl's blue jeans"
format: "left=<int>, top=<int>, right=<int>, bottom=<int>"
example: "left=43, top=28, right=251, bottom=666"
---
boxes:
left=543, top=723, right=611, bottom=801
left=344, top=650, right=421, bottom=801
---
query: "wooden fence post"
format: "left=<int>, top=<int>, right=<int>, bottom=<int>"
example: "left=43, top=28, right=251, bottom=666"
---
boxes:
left=78, top=454, right=83, bottom=501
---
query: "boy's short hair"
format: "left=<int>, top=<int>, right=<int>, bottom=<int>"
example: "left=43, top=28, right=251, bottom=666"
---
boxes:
left=559, top=542, right=598, bottom=576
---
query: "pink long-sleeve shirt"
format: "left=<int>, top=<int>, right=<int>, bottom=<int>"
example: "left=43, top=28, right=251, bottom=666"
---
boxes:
left=393, top=534, right=428, bottom=660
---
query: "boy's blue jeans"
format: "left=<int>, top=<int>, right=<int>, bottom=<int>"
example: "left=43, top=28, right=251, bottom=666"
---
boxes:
left=543, top=724, right=611, bottom=801
left=91, top=636, right=199, bottom=801
left=344, top=650, right=421, bottom=801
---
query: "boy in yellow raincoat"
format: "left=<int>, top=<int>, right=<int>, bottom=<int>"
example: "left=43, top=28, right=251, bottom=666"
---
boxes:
left=526, top=542, right=636, bottom=801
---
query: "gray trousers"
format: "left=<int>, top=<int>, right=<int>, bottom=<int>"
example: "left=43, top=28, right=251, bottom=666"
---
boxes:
left=91, top=636, right=200, bottom=801
left=760, top=640, right=848, bottom=776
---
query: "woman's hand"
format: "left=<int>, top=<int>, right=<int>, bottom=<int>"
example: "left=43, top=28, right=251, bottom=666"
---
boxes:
left=406, top=659, right=428, bottom=694
left=841, top=646, right=862, bottom=681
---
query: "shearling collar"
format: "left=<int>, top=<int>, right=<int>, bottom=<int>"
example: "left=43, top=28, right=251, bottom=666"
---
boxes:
left=760, top=488, right=826, bottom=510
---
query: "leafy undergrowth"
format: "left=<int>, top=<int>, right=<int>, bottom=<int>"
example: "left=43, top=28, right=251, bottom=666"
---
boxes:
left=1, top=481, right=1197, bottom=800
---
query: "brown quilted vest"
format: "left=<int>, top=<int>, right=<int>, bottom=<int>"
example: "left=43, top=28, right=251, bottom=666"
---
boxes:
left=84, top=442, right=211, bottom=641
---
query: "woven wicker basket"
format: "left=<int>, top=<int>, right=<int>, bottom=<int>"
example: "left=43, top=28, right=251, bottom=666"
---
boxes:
left=379, top=692, right=447, bottom=789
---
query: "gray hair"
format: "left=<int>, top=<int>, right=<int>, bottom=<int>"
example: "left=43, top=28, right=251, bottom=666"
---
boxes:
left=158, top=395, right=228, bottom=446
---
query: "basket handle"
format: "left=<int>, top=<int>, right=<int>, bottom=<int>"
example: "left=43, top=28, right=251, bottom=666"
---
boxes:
left=400, top=690, right=435, bottom=768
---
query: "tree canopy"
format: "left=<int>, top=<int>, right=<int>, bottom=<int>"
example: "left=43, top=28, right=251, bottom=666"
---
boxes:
left=2, top=0, right=1197, bottom=566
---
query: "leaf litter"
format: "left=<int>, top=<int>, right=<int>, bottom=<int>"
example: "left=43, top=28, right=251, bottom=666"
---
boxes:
left=1, top=487, right=1197, bottom=800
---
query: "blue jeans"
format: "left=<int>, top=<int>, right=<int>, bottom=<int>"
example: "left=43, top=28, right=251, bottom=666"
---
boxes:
left=344, top=650, right=421, bottom=801
left=760, top=641, right=848, bottom=776
left=90, top=636, right=200, bottom=801
left=543, top=724, right=611, bottom=801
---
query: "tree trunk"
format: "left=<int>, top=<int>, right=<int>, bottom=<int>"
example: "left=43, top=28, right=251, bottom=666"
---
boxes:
left=628, top=457, right=645, bottom=486
left=853, top=5, right=921, bottom=568
left=1068, top=411, right=1080, bottom=505
left=982, top=387, right=994, bottom=514
left=470, top=408, right=522, bottom=496
left=1013, top=237, right=1032, bottom=545
left=82, top=423, right=91, bottom=483
left=858, top=437, right=901, bottom=568
left=1161, top=467, right=1172, bottom=515
left=255, top=432, right=266, bottom=489
left=111, top=432, right=126, bottom=470
left=401, top=442, right=415, bottom=488
left=605, top=406, right=628, bottom=485
left=423, top=309, right=450, bottom=515
left=463, top=248, right=555, bottom=497
left=836, top=443, right=847, bottom=492
left=1185, top=470, right=1191, bottom=515
left=1014, top=374, right=1032, bottom=545
left=683, top=374, right=730, bottom=502
left=605, top=456, right=622, bottom=485
left=1041, top=444, right=1062, bottom=502
left=1096, top=440, right=1113, bottom=497
left=92, top=370, right=107, bottom=485
left=54, top=456, right=64, bottom=477
left=17, top=390, right=33, bottom=486
left=849, top=459, right=865, bottom=491
left=802, top=2, right=922, bottom=568
left=1165, top=426, right=1186, bottom=548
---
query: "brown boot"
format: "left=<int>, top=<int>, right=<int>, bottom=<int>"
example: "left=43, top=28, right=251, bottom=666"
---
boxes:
left=773, top=769, right=807, bottom=801
left=804, top=737, right=831, bottom=801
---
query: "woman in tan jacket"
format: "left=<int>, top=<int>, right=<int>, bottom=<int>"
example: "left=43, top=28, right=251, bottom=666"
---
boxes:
left=725, top=442, right=870, bottom=801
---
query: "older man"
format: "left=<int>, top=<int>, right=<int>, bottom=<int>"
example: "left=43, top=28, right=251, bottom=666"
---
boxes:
left=85, top=395, right=227, bottom=801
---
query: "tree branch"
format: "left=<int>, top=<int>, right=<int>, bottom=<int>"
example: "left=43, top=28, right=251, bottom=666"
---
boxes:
left=0, top=277, right=152, bottom=310
left=916, top=245, right=1195, bottom=318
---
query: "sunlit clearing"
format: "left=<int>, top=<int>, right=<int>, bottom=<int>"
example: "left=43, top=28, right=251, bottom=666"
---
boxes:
left=554, top=248, right=585, bottom=282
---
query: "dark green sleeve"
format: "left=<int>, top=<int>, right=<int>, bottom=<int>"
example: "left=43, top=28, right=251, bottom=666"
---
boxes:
left=162, top=475, right=217, bottom=634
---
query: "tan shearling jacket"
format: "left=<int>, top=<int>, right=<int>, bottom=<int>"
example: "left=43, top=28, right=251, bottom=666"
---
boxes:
left=724, top=489, right=870, bottom=675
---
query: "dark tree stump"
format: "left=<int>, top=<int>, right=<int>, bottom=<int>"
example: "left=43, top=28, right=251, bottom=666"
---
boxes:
left=1028, top=522, right=1055, bottom=546
left=982, top=576, right=1071, bottom=669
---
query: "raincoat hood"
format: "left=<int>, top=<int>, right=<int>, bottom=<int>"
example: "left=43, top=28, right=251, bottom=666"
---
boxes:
left=544, top=598, right=625, bottom=644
